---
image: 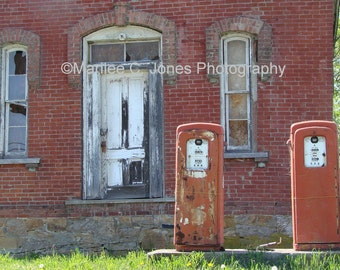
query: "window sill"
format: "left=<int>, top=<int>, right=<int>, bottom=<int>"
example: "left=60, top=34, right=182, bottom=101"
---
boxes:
left=65, top=197, right=175, bottom=206
left=224, top=151, right=269, bottom=167
left=0, top=158, right=41, bottom=171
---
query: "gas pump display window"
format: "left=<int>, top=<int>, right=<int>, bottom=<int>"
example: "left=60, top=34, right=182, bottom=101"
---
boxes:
left=186, top=139, right=209, bottom=170
left=303, top=136, right=326, bottom=168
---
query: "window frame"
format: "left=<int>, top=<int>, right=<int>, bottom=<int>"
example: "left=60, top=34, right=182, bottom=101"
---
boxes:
left=0, top=45, right=28, bottom=158
left=220, top=33, right=254, bottom=152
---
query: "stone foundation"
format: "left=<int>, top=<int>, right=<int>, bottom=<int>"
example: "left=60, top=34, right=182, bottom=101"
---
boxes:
left=224, top=215, right=292, bottom=249
left=0, top=215, right=292, bottom=255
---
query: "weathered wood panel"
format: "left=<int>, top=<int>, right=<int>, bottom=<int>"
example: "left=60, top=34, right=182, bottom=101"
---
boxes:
left=83, top=71, right=102, bottom=199
left=148, top=70, right=164, bottom=198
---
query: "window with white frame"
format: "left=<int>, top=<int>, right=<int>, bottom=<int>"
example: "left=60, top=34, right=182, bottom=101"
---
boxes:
left=0, top=46, right=28, bottom=157
left=221, top=34, right=253, bottom=151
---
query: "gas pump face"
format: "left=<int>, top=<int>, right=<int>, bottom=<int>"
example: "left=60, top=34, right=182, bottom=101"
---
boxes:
left=303, top=136, right=326, bottom=168
left=186, top=138, right=209, bottom=170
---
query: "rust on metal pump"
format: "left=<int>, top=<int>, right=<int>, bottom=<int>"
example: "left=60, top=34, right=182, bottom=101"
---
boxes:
left=174, top=123, right=224, bottom=252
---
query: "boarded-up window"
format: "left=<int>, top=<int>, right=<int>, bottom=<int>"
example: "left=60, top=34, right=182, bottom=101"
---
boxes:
left=223, top=36, right=252, bottom=151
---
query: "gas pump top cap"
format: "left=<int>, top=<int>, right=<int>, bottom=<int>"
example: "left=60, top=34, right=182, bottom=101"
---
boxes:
left=290, top=120, right=337, bottom=135
left=177, top=122, right=224, bottom=135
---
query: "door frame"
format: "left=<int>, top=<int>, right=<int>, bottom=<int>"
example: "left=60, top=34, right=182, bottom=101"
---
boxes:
left=82, top=26, right=164, bottom=200
left=82, top=28, right=165, bottom=199
left=83, top=64, right=164, bottom=199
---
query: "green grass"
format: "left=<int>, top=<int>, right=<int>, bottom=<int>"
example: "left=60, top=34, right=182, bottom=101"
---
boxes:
left=0, top=250, right=339, bottom=270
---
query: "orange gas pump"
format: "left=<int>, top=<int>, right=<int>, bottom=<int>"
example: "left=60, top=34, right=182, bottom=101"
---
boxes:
left=288, top=120, right=340, bottom=250
left=174, top=123, right=224, bottom=252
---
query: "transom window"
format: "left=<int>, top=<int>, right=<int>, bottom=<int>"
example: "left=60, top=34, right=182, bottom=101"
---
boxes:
left=90, top=41, right=159, bottom=63
left=222, top=34, right=252, bottom=151
left=85, top=25, right=161, bottom=65
left=0, top=46, right=28, bottom=157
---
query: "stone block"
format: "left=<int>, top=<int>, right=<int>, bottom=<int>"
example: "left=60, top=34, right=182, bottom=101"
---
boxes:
left=45, top=218, right=67, bottom=232
left=25, top=218, right=44, bottom=232
left=139, top=229, right=168, bottom=250
left=131, top=215, right=154, bottom=227
left=0, top=236, right=18, bottom=249
left=5, top=218, right=27, bottom=236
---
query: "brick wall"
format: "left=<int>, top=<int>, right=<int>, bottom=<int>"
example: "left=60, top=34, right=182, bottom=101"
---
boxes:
left=0, top=0, right=335, bottom=252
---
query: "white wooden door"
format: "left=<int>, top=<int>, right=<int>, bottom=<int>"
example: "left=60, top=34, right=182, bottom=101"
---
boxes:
left=101, top=71, right=148, bottom=198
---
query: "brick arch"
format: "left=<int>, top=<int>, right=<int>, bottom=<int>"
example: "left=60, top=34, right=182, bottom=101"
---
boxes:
left=0, top=28, right=41, bottom=89
left=67, top=2, right=177, bottom=88
left=206, top=16, right=272, bottom=82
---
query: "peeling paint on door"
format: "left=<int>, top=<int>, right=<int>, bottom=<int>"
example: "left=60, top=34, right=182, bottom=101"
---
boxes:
left=101, top=71, right=149, bottom=197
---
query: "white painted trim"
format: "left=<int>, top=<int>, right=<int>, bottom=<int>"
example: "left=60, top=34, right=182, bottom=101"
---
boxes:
left=221, top=34, right=252, bottom=151
left=0, top=157, right=40, bottom=164
left=84, top=25, right=161, bottom=43
left=0, top=157, right=41, bottom=171
left=65, top=197, right=174, bottom=205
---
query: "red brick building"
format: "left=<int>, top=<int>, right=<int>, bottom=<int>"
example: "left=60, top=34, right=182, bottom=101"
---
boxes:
left=0, top=0, right=338, bottom=254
